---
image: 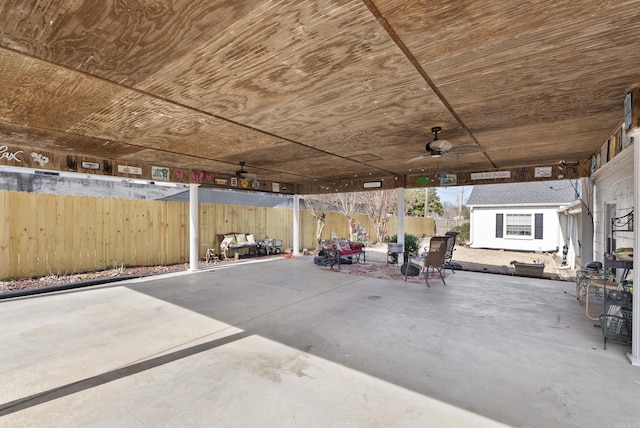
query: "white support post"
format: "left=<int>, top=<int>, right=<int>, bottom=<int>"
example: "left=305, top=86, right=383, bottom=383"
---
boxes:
left=581, top=178, right=594, bottom=264
left=189, top=183, right=200, bottom=271
left=628, top=130, right=640, bottom=365
left=293, top=195, right=300, bottom=256
left=397, top=188, right=405, bottom=250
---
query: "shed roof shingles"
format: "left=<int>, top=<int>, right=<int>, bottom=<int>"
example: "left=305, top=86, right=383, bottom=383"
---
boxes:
left=466, top=180, right=578, bottom=206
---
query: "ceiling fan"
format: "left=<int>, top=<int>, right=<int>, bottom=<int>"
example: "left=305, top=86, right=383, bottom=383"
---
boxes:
left=405, top=127, right=484, bottom=163
left=235, top=161, right=257, bottom=179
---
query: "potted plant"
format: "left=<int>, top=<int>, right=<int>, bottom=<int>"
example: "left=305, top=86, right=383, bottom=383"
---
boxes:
left=386, top=233, right=421, bottom=264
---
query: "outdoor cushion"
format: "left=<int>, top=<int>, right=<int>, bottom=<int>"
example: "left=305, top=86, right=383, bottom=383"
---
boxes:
left=339, top=248, right=363, bottom=256
left=221, top=236, right=235, bottom=247
left=235, top=233, right=247, bottom=243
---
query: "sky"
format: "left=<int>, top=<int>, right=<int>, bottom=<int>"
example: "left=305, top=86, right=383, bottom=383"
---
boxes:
left=435, top=186, right=473, bottom=205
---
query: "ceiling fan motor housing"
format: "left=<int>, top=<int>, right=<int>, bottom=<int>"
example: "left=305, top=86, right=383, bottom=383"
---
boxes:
left=236, top=161, right=247, bottom=178
left=423, top=143, right=437, bottom=157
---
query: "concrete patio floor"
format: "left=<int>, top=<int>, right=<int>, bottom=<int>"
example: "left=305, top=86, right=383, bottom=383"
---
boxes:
left=1, top=256, right=639, bottom=427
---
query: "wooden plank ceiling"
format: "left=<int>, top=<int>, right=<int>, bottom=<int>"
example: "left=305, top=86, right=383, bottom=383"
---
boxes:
left=1, top=0, right=639, bottom=193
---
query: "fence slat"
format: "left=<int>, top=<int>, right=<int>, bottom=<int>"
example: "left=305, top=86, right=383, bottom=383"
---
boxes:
left=0, top=192, right=11, bottom=278
left=16, top=193, right=31, bottom=277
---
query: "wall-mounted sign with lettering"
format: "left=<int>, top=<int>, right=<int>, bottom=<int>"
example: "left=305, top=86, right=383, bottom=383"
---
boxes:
left=534, top=167, right=552, bottom=178
left=81, top=161, right=100, bottom=170
left=118, top=165, right=143, bottom=175
left=470, top=171, right=511, bottom=180
left=363, top=181, right=382, bottom=189
left=151, top=166, right=170, bottom=181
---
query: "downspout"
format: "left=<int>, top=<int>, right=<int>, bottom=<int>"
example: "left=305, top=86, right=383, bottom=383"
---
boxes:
left=467, top=206, right=474, bottom=246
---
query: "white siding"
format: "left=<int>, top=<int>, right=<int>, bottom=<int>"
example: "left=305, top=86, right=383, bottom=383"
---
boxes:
left=592, top=147, right=634, bottom=263
left=470, top=206, right=564, bottom=252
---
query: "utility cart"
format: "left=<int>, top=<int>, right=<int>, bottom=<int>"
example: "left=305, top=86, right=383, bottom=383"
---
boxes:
left=258, top=238, right=283, bottom=255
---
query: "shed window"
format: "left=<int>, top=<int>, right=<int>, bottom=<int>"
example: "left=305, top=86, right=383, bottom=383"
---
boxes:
left=506, top=214, right=531, bottom=237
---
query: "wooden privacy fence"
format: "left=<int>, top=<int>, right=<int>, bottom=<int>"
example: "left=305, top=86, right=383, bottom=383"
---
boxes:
left=0, top=191, right=435, bottom=279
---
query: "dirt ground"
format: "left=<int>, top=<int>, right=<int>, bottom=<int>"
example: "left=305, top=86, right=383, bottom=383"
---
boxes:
left=365, top=243, right=576, bottom=282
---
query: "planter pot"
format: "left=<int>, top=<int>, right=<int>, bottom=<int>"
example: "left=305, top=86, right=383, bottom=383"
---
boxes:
left=513, top=262, right=545, bottom=278
left=387, top=243, right=403, bottom=253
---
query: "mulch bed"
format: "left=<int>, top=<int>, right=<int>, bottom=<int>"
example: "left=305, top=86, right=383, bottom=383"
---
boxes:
left=0, top=264, right=189, bottom=293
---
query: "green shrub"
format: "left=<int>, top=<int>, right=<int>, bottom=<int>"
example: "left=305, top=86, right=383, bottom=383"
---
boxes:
left=450, top=223, right=469, bottom=245
left=386, top=233, right=421, bottom=254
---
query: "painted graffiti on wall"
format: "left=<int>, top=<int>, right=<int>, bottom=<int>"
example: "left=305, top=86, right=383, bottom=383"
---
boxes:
left=31, top=152, right=50, bottom=167
left=0, top=145, right=23, bottom=162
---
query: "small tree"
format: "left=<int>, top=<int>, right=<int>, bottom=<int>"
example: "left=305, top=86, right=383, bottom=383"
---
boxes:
left=359, top=190, right=397, bottom=243
left=404, top=189, right=425, bottom=216
left=303, top=194, right=335, bottom=249
left=334, top=192, right=359, bottom=239
left=405, top=188, right=443, bottom=217
left=450, top=223, right=470, bottom=245
left=427, top=189, right=444, bottom=216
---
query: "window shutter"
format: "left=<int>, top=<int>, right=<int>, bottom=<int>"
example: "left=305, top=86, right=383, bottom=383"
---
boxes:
left=534, top=213, right=543, bottom=239
left=496, top=214, right=503, bottom=238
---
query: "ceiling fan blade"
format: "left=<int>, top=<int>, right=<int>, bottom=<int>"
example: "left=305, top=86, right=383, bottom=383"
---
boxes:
left=441, top=152, right=459, bottom=161
left=449, top=145, right=484, bottom=154
left=405, top=154, right=429, bottom=163
left=429, top=139, right=452, bottom=151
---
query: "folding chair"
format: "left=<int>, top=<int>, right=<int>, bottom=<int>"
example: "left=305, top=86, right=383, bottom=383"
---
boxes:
left=404, top=236, right=449, bottom=286
left=443, top=231, right=459, bottom=273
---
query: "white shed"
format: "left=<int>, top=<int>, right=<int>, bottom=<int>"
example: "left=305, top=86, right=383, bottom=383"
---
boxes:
left=467, top=180, right=580, bottom=254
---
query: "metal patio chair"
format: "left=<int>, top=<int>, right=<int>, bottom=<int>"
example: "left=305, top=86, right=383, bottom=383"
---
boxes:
left=404, top=236, right=449, bottom=286
left=443, top=231, right=459, bottom=274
